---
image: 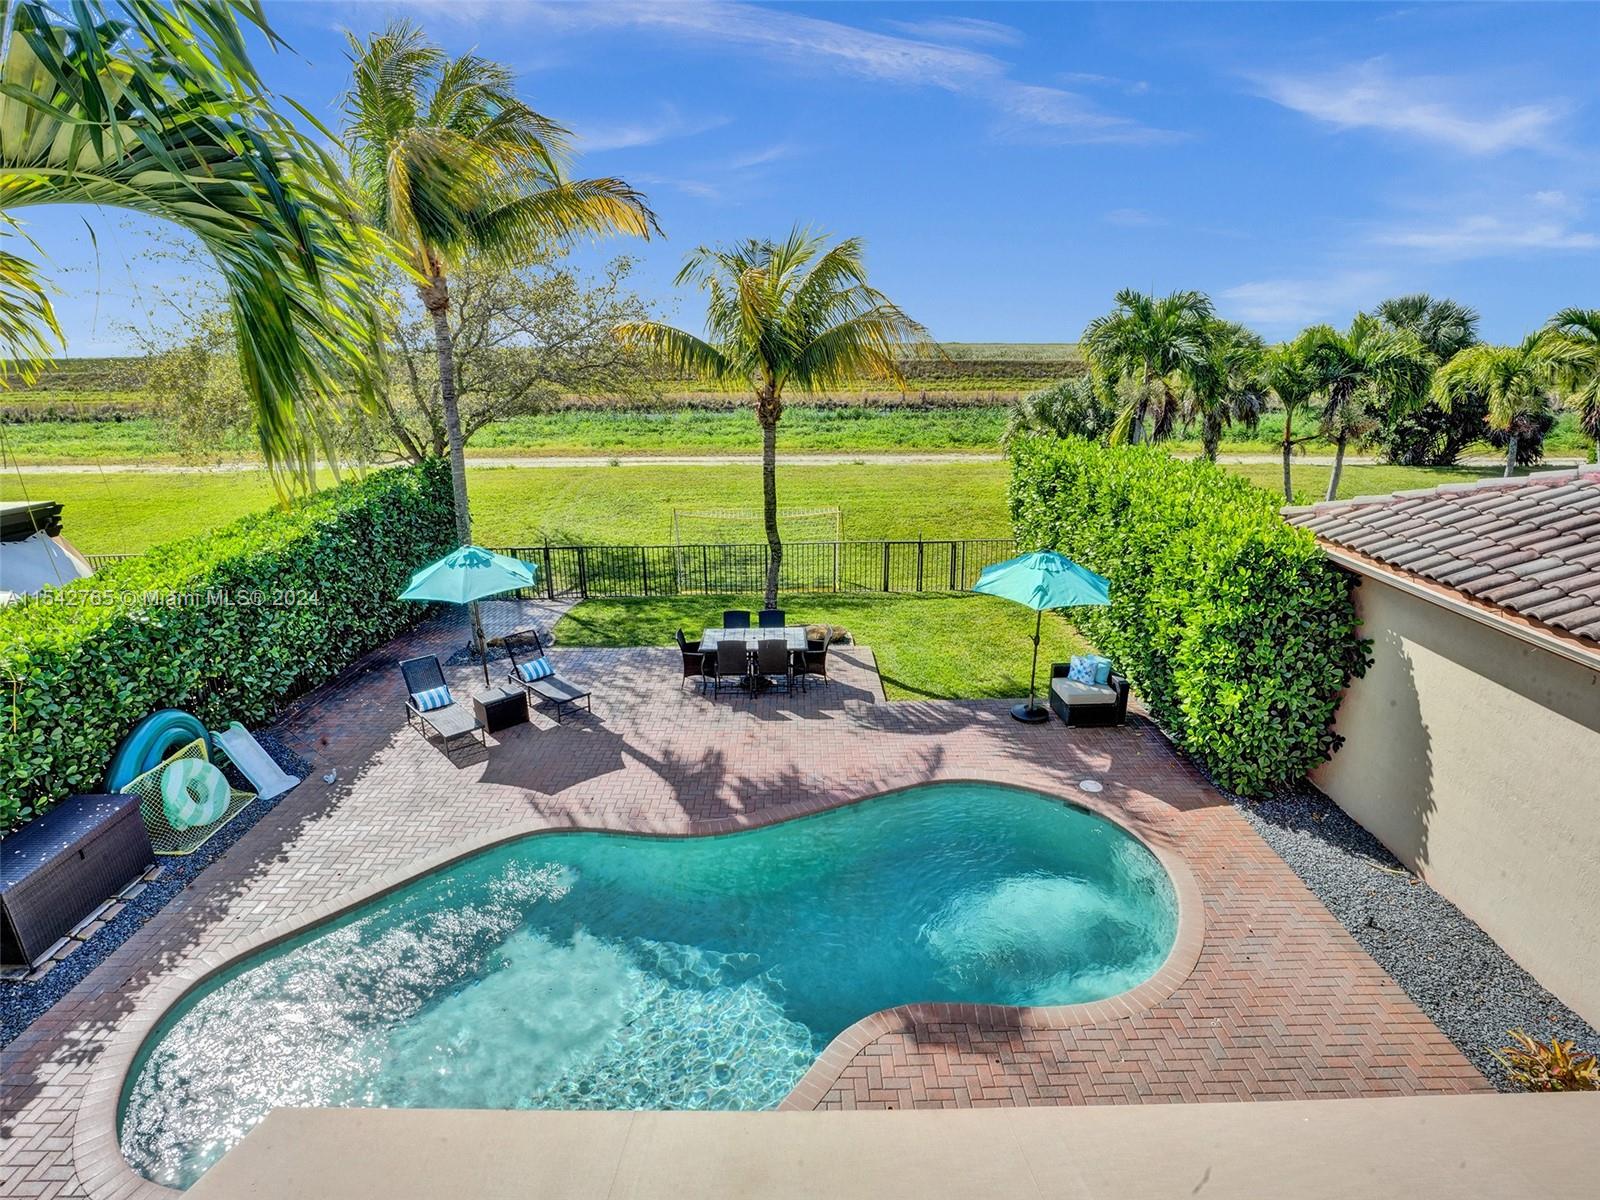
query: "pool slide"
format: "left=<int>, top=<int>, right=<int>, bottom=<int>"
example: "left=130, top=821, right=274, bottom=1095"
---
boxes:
left=210, top=722, right=300, bottom=801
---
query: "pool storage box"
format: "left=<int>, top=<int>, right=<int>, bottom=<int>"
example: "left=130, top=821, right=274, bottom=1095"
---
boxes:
left=0, top=794, right=153, bottom=967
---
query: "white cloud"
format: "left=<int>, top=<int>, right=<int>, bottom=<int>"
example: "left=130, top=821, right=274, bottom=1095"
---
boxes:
left=1376, top=214, right=1599, bottom=257
left=882, top=16, right=1023, bottom=48
left=577, top=107, right=729, bottom=152
left=407, top=1, right=1170, bottom=145
left=1254, top=58, right=1561, bottom=154
left=1219, top=270, right=1391, bottom=326
left=722, top=142, right=799, bottom=171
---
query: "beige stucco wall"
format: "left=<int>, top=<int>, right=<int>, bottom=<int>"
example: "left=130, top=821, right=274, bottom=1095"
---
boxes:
left=1314, top=575, right=1600, bottom=1027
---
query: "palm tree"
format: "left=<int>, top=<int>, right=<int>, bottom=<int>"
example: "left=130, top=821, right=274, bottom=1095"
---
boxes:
left=1181, top=320, right=1268, bottom=462
left=0, top=0, right=384, bottom=488
left=1081, top=288, right=1214, bottom=445
left=1432, top=336, right=1562, bottom=476
left=341, top=21, right=657, bottom=547
left=1375, top=294, right=1480, bottom=361
left=617, top=229, right=931, bottom=608
left=1260, top=336, right=1320, bottom=502
left=1300, top=315, right=1434, bottom=500
left=1545, top=307, right=1600, bottom=462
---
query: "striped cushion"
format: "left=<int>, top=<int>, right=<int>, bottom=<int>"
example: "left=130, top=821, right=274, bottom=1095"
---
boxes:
left=518, top=657, right=555, bottom=683
left=410, top=686, right=452, bottom=712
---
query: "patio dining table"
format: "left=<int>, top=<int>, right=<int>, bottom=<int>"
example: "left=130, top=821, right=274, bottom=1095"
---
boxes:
left=699, top=625, right=809, bottom=652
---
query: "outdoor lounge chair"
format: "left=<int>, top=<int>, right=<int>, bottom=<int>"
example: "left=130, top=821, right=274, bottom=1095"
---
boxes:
left=756, top=638, right=794, bottom=693
left=505, top=636, right=593, bottom=723
left=400, top=656, right=486, bottom=757
left=758, top=608, right=785, bottom=628
left=723, top=609, right=751, bottom=629
left=676, top=629, right=705, bottom=693
left=711, top=640, right=750, bottom=698
left=1048, top=661, right=1129, bottom=727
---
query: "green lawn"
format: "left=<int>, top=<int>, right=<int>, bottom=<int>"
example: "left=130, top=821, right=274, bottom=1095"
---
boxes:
left=553, top=592, right=1090, bottom=701
left=4, top=460, right=1513, bottom=555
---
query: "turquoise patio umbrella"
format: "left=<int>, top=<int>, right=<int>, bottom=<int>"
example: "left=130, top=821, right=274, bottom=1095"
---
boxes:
left=400, top=546, right=539, bottom=685
left=973, top=550, right=1111, bottom=724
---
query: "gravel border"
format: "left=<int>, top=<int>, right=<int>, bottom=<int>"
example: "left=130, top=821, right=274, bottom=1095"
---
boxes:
left=0, top=732, right=313, bottom=1047
left=1223, top=778, right=1599, bottom=1091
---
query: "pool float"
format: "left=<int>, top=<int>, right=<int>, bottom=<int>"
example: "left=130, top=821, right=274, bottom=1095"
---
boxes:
left=104, top=709, right=213, bottom=793
left=160, top=758, right=232, bottom=829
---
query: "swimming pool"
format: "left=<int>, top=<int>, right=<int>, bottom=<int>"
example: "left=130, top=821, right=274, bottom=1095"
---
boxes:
left=120, top=782, right=1178, bottom=1187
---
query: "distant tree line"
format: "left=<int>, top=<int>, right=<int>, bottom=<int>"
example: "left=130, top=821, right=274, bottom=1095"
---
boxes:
left=1008, top=290, right=1600, bottom=499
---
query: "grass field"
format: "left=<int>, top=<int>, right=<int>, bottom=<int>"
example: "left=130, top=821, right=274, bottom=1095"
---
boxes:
left=3, top=460, right=1509, bottom=555
left=552, top=592, right=1091, bottom=702
left=6, top=403, right=1590, bottom=465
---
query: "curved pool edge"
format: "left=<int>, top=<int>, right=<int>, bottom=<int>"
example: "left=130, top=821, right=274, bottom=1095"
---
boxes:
left=78, top=775, right=1204, bottom=1199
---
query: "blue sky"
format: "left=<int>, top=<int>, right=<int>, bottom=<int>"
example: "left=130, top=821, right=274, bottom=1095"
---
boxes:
left=16, top=1, right=1599, bottom=353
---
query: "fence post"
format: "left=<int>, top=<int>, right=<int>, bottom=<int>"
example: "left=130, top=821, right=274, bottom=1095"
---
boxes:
left=701, top=545, right=709, bottom=595
left=881, top=541, right=890, bottom=593
left=639, top=546, right=649, bottom=597
left=949, top=541, right=958, bottom=592
left=542, top=543, right=555, bottom=600
left=576, top=545, right=589, bottom=600
left=916, top=537, right=924, bottom=593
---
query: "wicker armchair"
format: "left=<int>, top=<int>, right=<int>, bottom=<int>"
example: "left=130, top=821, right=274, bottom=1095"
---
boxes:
left=1047, top=662, right=1129, bottom=727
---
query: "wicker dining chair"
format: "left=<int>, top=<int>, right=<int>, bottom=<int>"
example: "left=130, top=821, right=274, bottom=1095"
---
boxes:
left=757, top=608, right=785, bottom=628
left=713, top=640, right=750, bottom=697
left=722, top=610, right=751, bottom=629
left=756, top=638, right=794, bottom=693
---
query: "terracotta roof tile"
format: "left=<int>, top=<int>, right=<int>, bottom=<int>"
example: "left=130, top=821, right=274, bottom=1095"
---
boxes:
left=1284, top=465, right=1600, bottom=650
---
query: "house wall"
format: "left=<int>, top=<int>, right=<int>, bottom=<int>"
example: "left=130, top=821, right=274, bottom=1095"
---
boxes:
left=1314, top=576, right=1600, bottom=1027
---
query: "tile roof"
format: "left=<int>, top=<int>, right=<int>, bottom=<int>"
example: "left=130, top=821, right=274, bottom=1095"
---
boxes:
left=1283, top=464, right=1600, bottom=647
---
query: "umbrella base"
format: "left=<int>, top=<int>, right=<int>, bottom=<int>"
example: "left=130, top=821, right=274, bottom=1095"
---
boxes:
left=1010, top=703, right=1050, bottom=724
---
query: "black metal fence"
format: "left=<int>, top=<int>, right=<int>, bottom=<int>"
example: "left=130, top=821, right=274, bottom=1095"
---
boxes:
left=488, top=538, right=1018, bottom=601
left=76, top=539, right=1019, bottom=601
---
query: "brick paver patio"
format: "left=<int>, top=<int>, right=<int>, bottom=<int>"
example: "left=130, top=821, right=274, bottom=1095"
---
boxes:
left=0, top=602, right=1487, bottom=1198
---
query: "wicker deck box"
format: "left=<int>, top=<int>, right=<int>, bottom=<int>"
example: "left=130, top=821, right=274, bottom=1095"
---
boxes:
left=1, top=794, right=152, bottom=967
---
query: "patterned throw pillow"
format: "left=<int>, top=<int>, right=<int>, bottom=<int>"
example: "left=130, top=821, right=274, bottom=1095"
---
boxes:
left=1090, top=656, right=1113, bottom=685
left=518, top=657, right=555, bottom=683
left=1066, top=656, right=1097, bottom=684
left=410, top=686, right=452, bottom=712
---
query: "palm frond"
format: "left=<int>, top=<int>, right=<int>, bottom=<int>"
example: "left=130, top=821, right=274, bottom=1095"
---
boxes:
left=613, top=320, right=732, bottom=381
left=2, top=0, right=389, bottom=492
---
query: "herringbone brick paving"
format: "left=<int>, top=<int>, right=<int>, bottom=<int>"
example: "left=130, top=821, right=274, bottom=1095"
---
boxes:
left=0, top=603, right=1486, bottom=1198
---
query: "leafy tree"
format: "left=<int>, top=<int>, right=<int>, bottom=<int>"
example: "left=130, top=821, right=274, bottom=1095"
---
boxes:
left=1431, top=335, right=1563, bottom=476
left=1546, top=307, right=1600, bottom=462
left=1260, top=336, right=1321, bottom=502
left=1300, top=315, right=1434, bottom=500
left=0, top=0, right=387, bottom=489
left=1374, top=294, right=1483, bottom=466
left=377, top=254, right=658, bottom=462
left=1002, top=375, right=1116, bottom=447
left=1081, top=288, right=1213, bottom=445
left=617, top=228, right=931, bottom=607
left=1181, top=319, right=1268, bottom=462
left=341, top=20, right=656, bottom=546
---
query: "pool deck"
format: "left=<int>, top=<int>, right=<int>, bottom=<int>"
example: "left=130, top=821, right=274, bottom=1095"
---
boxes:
left=1, top=601, right=1489, bottom=1199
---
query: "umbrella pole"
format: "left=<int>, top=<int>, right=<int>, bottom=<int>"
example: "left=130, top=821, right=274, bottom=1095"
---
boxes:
left=1012, top=607, right=1049, bottom=724
left=469, top=599, right=489, bottom=688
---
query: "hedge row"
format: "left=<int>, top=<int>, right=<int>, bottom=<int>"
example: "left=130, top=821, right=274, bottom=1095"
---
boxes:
left=1008, top=437, right=1369, bottom=795
left=0, top=462, right=455, bottom=832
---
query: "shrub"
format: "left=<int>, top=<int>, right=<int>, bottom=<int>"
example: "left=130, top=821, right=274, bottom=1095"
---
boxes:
left=1493, top=1030, right=1600, bottom=1092
left=0, top=462, right=455, bottom=832
left=1008, top=438, right=1368, bottom=794
left=1002, top=376, right=1115, bottom=447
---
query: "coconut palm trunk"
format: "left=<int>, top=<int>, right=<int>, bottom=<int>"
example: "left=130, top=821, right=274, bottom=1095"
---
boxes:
left=1325, top=433, right=1347, bottom=502
left=1281, top=419, right=1294, bottom=502
left=759, top=401, right=783, bottom=608
left=1504, top=432, right=1518, bottom=477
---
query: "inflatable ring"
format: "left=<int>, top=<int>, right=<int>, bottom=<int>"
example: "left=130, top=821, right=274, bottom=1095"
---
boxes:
left=105, top=709, right=213, bottom=793
left=161, top=758, right=231, bottom=830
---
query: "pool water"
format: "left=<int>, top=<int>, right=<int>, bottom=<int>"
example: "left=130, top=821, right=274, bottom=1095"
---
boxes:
left=120, top=783, right=1178, bottom=1187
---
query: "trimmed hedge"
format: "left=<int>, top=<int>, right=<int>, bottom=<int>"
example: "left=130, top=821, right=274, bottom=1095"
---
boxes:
left=0, top=462, right=455, bottom=832
left=1008, top=437, right=1368, bottom=795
